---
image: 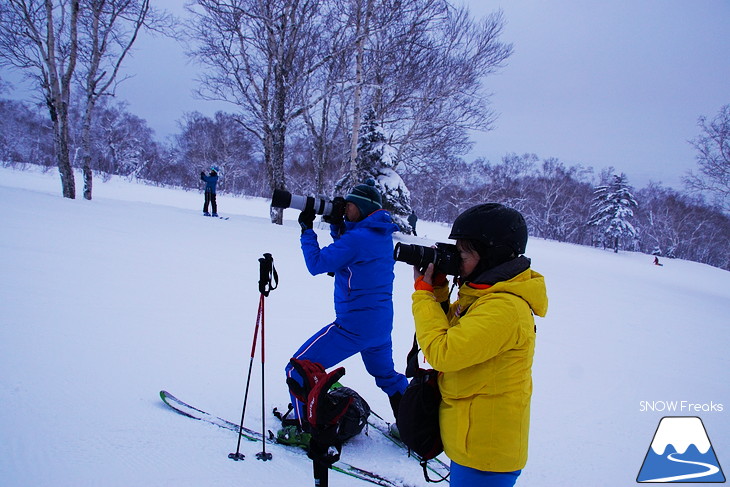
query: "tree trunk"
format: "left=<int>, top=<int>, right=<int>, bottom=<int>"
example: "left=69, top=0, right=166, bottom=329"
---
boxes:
left=347, top=0, right=374, bottom=176
left=82, top=97, right=95, bottom=200
left=54, top=120, right=76, bottom=199
left=44, top=0, right=80, bottom=199
left=267, top=53, right=289, bottom=225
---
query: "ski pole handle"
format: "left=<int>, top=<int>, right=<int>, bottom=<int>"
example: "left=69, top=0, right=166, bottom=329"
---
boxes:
left=258, top=253, right=278, bottom=296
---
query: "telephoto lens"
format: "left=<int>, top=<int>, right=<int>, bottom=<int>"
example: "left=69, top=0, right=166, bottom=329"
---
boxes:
left=393, top=242, right=461, bottom=276
left=271, top=189, right=335, bottom=216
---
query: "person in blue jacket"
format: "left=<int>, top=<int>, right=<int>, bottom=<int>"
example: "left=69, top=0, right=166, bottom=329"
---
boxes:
left=200, top=166, right=219, bottom=216
left=281, top=179, right=408, bottom=444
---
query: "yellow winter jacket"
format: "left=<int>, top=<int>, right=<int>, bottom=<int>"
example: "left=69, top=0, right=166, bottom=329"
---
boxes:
left=412, top=265, right=548, bottom=472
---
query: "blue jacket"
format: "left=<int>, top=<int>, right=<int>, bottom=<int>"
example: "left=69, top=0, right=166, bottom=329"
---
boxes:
left=201, top=173, right=218, bottom=193
left=300, top=209, right=398, bottom=340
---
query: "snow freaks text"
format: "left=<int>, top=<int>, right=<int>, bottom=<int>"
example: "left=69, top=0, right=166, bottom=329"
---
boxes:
left=639, top=401, right=724, bottom=413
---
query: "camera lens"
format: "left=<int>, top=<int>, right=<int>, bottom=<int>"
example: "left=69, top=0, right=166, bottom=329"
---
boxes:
left=271, top=189, right=293, bottom=209
left=394, top=242, right=461, bottom=276
left=393, top=243, right=435, bottom=269
left=271, top=190, right=335, bottom=216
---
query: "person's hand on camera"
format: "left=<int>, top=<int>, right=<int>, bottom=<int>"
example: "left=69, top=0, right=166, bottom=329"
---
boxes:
left=322, top=197, right=346, bottom=226
left=414, top=264, right=448, bottom=293
left=432, top=271, right=448, bottom=287
left=414, top=263, right=435, bottom=286
left=298, top=208, right=316, bottom=233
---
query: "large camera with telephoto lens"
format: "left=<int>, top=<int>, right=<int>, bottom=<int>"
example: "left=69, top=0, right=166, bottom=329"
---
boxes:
left=393, top=242, right=461, bottom=276
left=271, top=189, right=345, bottom=218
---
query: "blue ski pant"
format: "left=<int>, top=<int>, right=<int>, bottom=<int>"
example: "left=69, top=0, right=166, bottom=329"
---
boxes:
left=285, top=321, right=408, bottom=423
left=450, top=462, right=521, bottom=487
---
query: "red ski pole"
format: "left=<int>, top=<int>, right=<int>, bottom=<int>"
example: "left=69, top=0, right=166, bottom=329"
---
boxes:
left=228, top=254, right=277, bottom=462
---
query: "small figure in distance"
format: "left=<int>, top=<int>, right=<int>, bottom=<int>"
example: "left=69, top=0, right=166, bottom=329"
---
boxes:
left=200, top=166, right=219, bottom=217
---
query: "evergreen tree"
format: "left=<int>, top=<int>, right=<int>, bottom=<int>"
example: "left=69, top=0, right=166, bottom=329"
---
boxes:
left=336, top=108, right=413, bottom=232
left=588, top=173, right=639, bottom=253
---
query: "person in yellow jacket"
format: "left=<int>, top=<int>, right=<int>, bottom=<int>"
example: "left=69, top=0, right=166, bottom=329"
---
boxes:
left=411, top=203, right=548, bottom=487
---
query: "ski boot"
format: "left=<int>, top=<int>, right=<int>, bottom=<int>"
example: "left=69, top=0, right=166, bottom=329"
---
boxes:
left=276, top=424, right=311, bottom=448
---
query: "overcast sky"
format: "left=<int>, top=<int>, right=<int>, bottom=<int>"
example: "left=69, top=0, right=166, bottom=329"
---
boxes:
left=2, top=1, right=729, bottom=190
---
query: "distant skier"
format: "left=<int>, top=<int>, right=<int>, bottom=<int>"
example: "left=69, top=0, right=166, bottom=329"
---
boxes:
left=653, top=256, right=663, bottom=266
left=408, top=210, right=418, bottom=236
left=200, top=166, right=219, bottom=217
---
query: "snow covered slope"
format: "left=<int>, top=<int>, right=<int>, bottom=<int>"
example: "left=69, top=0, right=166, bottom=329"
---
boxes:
left=1, top=166, right=728, bottom=486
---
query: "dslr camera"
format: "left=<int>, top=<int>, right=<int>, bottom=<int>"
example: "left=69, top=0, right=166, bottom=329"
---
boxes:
left=393, top=242, right=461, bottom=276
left=271, top=189, right=346, bottom=218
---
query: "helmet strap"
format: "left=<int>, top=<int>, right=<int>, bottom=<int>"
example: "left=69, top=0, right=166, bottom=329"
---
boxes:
left=464, top=246, right=516, bottom=284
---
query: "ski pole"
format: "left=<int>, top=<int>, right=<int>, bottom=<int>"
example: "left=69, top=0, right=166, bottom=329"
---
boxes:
left=228, top=293, right=264, bottom=461
left=313, top=458, right=329, bottom=487
left=228, top=253, right=278, bottom=462
left=255, top=290, right=272, bottom=461
left=256, top=253, right=276, bottom=461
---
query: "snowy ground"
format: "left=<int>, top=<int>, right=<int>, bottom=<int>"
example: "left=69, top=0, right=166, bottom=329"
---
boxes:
left=1, top=166, right=728, bottom=487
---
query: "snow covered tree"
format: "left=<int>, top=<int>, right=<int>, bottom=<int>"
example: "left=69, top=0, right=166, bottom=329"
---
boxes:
left=588, top=173, right=638, bottom=253
left=336, top=107, right=413, bottom=232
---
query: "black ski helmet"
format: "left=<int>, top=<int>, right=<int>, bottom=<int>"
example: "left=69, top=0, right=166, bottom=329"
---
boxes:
left=448, top=203, right=528, bottom=255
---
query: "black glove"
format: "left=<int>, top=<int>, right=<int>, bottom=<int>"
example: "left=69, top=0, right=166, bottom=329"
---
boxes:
left=298, top=208, right=316, bottom=233
left=200, top=171, right=205, bottom=179
left=322, top=197, right=346, bottom=226
left=308, top=434, right=341, bottom=466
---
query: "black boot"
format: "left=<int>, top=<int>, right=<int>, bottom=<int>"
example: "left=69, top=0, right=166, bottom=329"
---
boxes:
left=389, top=392, right=402, bottom=419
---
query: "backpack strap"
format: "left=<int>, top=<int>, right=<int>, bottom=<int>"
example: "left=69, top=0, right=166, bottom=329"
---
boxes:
left=286, top=358, right=328, bottom=402
left=286, top=359, right=350, bottom=468
left=405, top=333, right=423, bottom=378
left=421, top=460, right=450, bottom=483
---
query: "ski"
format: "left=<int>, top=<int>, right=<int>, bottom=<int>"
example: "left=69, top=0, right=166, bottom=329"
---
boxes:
left=366, top=411, right=450, bottom=481
left=159, top=390, right=413, bottom=487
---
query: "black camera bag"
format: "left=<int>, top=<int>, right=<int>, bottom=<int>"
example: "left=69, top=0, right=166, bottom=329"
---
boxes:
left=396, top=335, right=448, bottom=482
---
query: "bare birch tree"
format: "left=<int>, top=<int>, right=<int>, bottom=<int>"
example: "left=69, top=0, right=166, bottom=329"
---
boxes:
left=369, top=4, right=512, bottom=171
left=346, top=0, right=373, bottom=176
left=684, top=104, right=730, bottom=212
left=189, top=0, right=327, bottom=224
left=75, top=0, right=171, bottom=200
left=0, top=0, right=80, bottom=198
left=298, top=1, right=351, bottom=194
left=335, top=1, right=512, bottom=195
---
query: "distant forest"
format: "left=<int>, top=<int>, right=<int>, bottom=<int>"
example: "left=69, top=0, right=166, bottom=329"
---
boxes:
left=1, top=96, right=728, bottom=271
left=0, top=0, right=727, bottom=270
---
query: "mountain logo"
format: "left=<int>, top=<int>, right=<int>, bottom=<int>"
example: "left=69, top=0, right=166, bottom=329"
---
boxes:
left=637, top=416, right=725, bottom=483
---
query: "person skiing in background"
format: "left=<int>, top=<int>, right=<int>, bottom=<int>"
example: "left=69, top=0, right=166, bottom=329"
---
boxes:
left=200, top=166, right=219, bottom=216
left=408, top=210, right=418, bottom=236
left=281, top=179, right=408, bottom=445
left=411, top=203, right=548, bottom=487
